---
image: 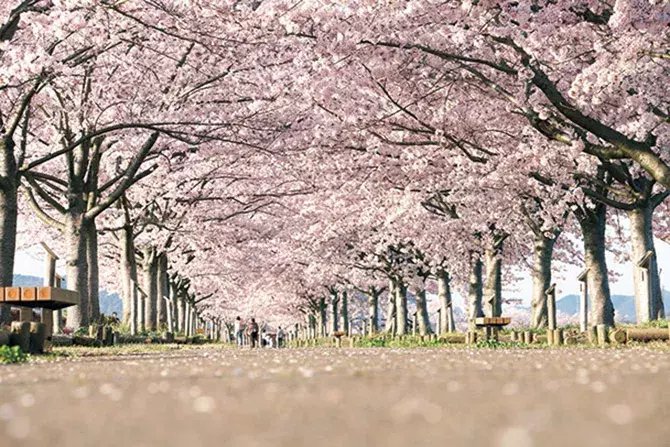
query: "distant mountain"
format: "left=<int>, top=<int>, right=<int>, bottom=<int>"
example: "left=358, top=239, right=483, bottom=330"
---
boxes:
left=12, top=274, right=122, bottom=316
left=556, top=291, right=670, bottom=324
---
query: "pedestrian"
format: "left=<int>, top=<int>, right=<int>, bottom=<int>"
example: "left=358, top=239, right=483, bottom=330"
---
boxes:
left=247, top=318, right=259, bottom=348
left=277, top=326, right=284, bottom=348
left=234, top=316, right=243, bottom=346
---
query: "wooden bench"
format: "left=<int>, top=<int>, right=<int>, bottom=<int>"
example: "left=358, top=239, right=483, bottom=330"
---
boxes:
left=474, top=317, right=511, bottom=341
left=0, top=287, right=79, bottom=310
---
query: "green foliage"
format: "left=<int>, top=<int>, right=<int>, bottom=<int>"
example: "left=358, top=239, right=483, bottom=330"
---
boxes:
left=74, top=326, right=89, bottom=336
left=0, top=345, right=28, bottom=364
left=638, top=319, right=669, bottom=329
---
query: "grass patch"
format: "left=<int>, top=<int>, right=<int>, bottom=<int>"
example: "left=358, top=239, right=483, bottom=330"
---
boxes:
left=0, top=345, right=28, bottom=364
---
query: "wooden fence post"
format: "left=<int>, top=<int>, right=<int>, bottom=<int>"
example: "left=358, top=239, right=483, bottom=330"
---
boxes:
left=578, top=270, right=589, bottom=332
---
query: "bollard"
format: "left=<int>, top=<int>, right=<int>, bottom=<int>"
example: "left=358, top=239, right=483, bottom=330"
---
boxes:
left=10, top=321, right=30, bottom=353
left=523, top=330, right=533, bottom=344
left=510, top=331, right=517, bottom=342
left=29, top=322, right=46, bottom=354
left=596, top=324, right=608, bottom=346
left=546, top=329, right=554, bottom=346
left=553, top=329, right=563, bottom=346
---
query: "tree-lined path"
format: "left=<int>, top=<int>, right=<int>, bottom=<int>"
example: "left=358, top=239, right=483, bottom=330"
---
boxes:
left=1, top=346, right=669, bottom=446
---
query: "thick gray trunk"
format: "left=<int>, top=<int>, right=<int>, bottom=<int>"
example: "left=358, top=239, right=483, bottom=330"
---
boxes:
left=142, top=246, right=158, bottom=331
left=484, top=240, right=503, bottom=318
left=65, top=212, right=90, bottom=329
left=178, top=293, right=186, bottom=334
left=0, top=179, right=17, bottom=324
left=530, top=233, right=555, bottom=328
left=169, top=280, right=178, bottom=332
left=384, top=279, right=396, bottom=333
left=579, top=204, right=615, bottom=326
left=119, top=225, right=137, bottom=325
left=85, top=220, right=100, bottom=323
left=157, top=253, right=168, bottom=328
left=341, top=290, right=349, bottom=333
left=628, top=205, right=664, bottom=322
left=328, top=292, right=339, bottom=335
left=317, top=297, right=326, bottom=337
left=395, top=280, right=408, bottom=335
left=367, top=289, right=379, bottom=333
left=414, top=283, right=432, bottom=335
left=467, top=254, right=484, bottom=329
left=437, top=270, right=454, bottom=334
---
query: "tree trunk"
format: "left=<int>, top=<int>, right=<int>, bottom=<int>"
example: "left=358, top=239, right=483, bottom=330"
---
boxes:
left=367, top=288, right=379, bottom=333
left=178, top=293, right=186, bottom=334
left=395, top=280, right=408, bottom=335
left=628, top=204, right=664, bottom=322
left=317, top=297, right=326, bottom=337
left=169, top=280, right=178, bottom=332
left=142, top=246, right=158, bottom=331
left=0, top=177, right=17, bottom=325
left=85, top=220, right=100, bottom=323
left=341, top=290, right=349, bottom=334
left=484, top=238, right=503, bottom=318
left=65, top=212, right=90, bottom=329
left=157, top=253, right=168, bottom=328
left=468, top=253, right=484, bottom=330
left=119, top=225, right=138, bottom=325
left=384, top=279, right=396, bottom=333
left=579, top=204, right=615, bottom=327
left=437, top=270, right=454, bottom=335
left=328, top=291, right=339, bottom=335
left=530, top=233, right=556, bottom=328
left=414, top=282, right=432, bottom=335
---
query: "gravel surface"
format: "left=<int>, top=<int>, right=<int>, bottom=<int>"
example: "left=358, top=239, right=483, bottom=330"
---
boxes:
left=0, top=346, right=669, bottom=447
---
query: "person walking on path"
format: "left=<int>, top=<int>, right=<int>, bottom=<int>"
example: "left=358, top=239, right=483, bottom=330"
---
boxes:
left=276, top=326, right=284, bottom=348
left=234, top=316, right=243, bottom=346
left=247, top=318, right=259, bottom=348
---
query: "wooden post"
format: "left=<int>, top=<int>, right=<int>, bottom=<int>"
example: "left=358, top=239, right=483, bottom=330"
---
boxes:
left=436, top=308, right=441, bottom=335
left=578, top=269, right=589, bottom=332
left=546, top=329, right=554, bottom=345
left=130, top=279, right=138, bottom=335
left=412, top=312, right=417, bottom=336
left=553, top=329, right=563, bottom=346
left=40, top=242, right=58, bottom=337
left=523, top=330, right=533, bottom=344
left=54, top=275, right=63, bottom=333
left=588, top=325, right=598, bottom=344
left=362, top=319, right=368, bottom=337
left=636, top=251, right=653, bottom=324
left=546, top=284, right=557, bottom=331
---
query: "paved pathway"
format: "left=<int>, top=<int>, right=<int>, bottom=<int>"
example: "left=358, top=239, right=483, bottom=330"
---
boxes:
left=1, top=346, right=669, bottom=446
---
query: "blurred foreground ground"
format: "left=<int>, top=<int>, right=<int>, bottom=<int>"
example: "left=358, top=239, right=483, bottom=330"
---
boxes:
left=0, top=345, right=669, bottom=447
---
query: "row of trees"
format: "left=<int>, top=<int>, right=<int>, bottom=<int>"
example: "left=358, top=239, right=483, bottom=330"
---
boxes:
left=0, top=1, right=668, bottom=335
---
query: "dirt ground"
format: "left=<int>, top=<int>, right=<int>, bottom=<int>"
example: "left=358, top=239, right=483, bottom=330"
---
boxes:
left=0, top=345, right=669, bottom=447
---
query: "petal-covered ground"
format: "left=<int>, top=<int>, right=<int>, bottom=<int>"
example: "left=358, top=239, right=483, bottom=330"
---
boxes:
left=0, top=346, right=669, bottom=447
